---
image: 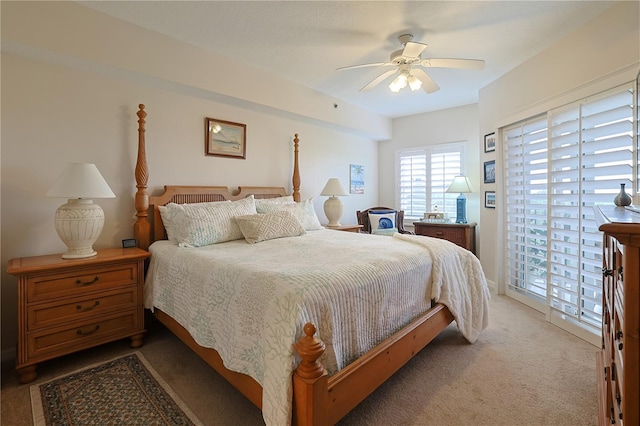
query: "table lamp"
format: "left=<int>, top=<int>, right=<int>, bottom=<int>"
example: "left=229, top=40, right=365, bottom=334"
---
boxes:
left=47, top=163, right=116, bottom=259
left=320, top=178, right=348, bottom=227
left=446, top=175, right=473, bottom=224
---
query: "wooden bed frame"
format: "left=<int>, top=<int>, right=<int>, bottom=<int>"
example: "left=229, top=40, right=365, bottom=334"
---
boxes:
left=132, top=104, right=454, bottom=425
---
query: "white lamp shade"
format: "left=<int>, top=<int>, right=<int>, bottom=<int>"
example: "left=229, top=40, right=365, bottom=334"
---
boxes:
left=320, top=178, right=348, bottom=196
left=446, top=176, right=473, bottom=194
left=47, top=163, right=115, bottom=259
left=47, top=163, right=115, bottom=199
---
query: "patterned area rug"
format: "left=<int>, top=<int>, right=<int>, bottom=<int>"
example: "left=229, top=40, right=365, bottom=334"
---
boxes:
left=30, top=352, right=203, bottom=426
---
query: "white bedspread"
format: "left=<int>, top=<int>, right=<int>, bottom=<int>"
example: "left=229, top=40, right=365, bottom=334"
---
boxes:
left=145, top=230, right=489, bottom=425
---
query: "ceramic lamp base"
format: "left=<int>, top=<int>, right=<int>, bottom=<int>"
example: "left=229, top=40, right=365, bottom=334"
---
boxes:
left=323, top=196, right=344, bottom=227
left=54, top=199, right=104, bottom=259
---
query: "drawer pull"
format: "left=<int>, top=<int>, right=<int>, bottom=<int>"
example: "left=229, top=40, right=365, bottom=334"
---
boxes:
left=76, top=300, right=100, bottom=311
left=76, top=324, right=100, bottom=335
left=435, top=232, right=444, bottom=236
left=75, top=276, right=99, bottom=286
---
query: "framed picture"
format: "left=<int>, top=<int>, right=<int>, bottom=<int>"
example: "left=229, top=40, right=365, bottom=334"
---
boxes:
left=484, top=160, right=496, bottom=184
left=205, top=117, right=246, bottom=159
left=349, top=164, right=364, bottom=194
left=485, top=191, right=496, bottom=208
left=484, top=132, right=496, bottom=153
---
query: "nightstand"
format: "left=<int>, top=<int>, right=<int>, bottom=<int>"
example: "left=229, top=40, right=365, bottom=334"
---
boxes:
left=413, top=222, right=477, bottom=254
left=324, top=224, right=364, bottom=233
left=7, top=247, right=150, bottom=383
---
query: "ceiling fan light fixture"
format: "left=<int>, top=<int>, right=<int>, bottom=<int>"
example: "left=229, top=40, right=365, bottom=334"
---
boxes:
left=389, top=81, right=401, bottom=92
left=408, top=74, right=422, bottom=91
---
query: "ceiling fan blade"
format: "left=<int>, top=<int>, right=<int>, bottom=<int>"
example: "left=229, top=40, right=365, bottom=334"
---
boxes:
left=337, top=62, right=394, bottom=71
left=412, top=68, right=440, bottom=94
left=402, top=41, right=427, bottom=58
left=421, top=58, right=485, bottom=70
left=360, top=69, right=396, bottom=92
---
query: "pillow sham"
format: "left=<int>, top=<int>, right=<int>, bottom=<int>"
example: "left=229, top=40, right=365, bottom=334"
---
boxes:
left=254, top=195, right=295, bottom=212
left=256, top=198, right=323, bottom=231
left=234, top=210, right=306, bottom=244
left=368, top=210, right=398, bottom=236
left=159, top=200, right=231, bottom=242
left=166, top=196, right=257, bottom=247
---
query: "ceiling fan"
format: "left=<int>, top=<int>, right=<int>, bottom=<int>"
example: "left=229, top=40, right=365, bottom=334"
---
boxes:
left=337, top=34, right=485, bottom=94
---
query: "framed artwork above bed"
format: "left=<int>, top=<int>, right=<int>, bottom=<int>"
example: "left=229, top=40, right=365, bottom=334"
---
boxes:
left=205, top=117, right=246, bottom=159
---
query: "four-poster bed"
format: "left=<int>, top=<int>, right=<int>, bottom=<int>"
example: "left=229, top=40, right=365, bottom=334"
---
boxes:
left=132, top=104, right=489, bottom=425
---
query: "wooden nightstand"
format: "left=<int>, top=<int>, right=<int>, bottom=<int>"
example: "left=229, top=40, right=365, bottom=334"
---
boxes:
left=325, top=224, right=364, bottom=233
left=7, top=247, right=150, bottom=383
left=413, top=222, right=477, bottom=254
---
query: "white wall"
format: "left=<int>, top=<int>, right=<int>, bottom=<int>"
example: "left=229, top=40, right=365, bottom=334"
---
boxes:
left=0, top=2, right=384, bottom=353
left=478, top=1, right=639, bottom=292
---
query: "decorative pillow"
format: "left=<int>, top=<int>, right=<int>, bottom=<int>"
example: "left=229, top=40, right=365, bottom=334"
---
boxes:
left=166, top=196, right=257, bottom=247
left=255, top=196, right=295, bottom=212
left=159, top=201, right=230, bottom=242
left=368, top=210, right=398, bottom=236
left=257, top=198, right=323, bottom=231
left=234, top=211, right=306, bottom=244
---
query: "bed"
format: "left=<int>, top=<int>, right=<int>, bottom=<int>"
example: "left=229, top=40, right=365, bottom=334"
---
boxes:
left=132, top=104, right=490, bottom=425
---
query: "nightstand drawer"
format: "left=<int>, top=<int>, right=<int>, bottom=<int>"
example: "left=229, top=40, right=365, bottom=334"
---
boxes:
left=413, top=222, right=476, bottom=254
left=419, top=228, right=466, bottom=246
left=27, top=310, right=140, bottom=360
left=27, top=264, right=138, bottom=302
left=27, top=287, right=138, bottom=330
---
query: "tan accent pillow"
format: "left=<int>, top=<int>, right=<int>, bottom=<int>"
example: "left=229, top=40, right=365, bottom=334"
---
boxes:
left=234, top=211, right=306, bottom=244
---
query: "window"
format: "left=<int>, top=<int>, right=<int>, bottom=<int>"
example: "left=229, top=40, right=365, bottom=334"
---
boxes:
left=397, top=144, right=464, bottom=220
left=503, top=83, right=636, bottom=341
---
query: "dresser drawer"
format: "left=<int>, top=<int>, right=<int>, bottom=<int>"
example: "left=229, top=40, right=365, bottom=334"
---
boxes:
left=27, top=263, right=138, bottom=302
left=27, top=310, right=141, bottom=361
left=421, top=228, right=466, bottom=246
left=27, top=287, right=138, bottom=331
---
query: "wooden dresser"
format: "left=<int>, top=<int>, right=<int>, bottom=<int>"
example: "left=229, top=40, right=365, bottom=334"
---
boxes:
left=413, top=222, right=476, bottom=254
left=7, top=247, right=150, bottom=383
left=594, top=205, right=640, bottom=426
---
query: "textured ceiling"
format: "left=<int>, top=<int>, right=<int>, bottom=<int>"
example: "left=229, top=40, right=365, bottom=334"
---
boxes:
left=79, top=1, right=616, bottom=118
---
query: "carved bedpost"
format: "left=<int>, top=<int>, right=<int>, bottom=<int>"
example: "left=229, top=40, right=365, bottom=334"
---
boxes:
left=134, top=104, right=151, bottom=250
left=293, top=322, right=328, bottom=425
left=292, top=133, right=301, bottom=202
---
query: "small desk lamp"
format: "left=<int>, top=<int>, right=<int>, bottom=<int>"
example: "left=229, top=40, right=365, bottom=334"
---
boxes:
left=320, top=178, right=348, bottom=227
left=446, top=175, right=473, bottom=224
left=47, top=163, right=116, bottom=259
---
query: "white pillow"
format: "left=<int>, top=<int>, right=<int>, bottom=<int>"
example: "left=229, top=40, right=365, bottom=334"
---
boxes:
left=234, top=211, right=306, bottom=244
left=158, top=201, right=230, bottom=242
left=166, top=196, right=257, bottom=247
left=368, top=210, right=398, bottom=236
left=257, top=198, right=323, bottom=231
left=255, top=196, right=295, bottom=212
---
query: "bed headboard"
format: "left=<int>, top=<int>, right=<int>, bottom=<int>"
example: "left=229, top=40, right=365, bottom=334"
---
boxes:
left=133, top=104, right=301, bottom=250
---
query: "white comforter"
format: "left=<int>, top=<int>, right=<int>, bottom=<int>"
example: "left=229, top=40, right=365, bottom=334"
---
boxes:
left=145, top=229, right=489, bottom=425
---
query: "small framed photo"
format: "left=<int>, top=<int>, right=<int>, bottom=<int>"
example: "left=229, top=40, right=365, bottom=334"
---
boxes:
left=485, top=191, right=496, bottom=208
left=205, top=117, right=246, bottom=159
left=484, top=132, right=496, bottom=153
left=484, top=160, right=496, bottom=184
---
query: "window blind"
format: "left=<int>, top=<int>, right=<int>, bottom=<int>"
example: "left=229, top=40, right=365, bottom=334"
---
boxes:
left=397, top=145, right=463, bottom=220
left=503, top=83, right=635, bottom=338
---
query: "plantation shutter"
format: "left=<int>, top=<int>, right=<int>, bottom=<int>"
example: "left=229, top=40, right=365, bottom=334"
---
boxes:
left=503, top=83, right=635, bottom=340
left=548, top=86, right=635, bottom=332
left=398, top=145, right=463, bottom=220
left=504, top=116, right=549, bottom=305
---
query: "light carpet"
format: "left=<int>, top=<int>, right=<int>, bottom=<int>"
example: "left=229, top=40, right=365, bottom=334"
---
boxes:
left=30, top=352, right=203, bottom=426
